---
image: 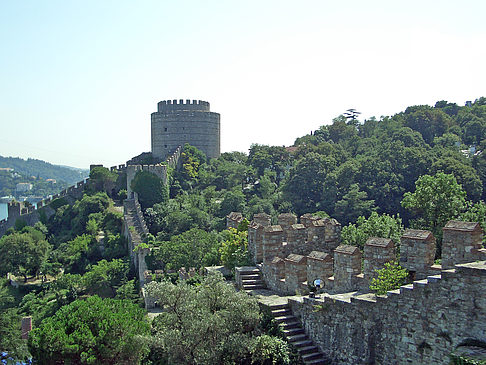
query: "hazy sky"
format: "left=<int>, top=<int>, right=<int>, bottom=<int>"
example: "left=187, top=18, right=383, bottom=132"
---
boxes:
left=1, top=1, right=485, bottom=169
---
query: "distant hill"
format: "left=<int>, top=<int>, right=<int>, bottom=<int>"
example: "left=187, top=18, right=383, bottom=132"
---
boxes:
left=0, top=156, right=89, bottom=185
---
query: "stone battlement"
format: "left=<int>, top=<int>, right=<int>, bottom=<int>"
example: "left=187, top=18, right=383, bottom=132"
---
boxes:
left=228, top=210, right=486, bottom=297
left=289, top=260, right=486, bottom=364
left=237, top=212, right=341, bottom=265
left=157, top=99, right=210, bottom=113
left=0, top=178, right=89, bottom=237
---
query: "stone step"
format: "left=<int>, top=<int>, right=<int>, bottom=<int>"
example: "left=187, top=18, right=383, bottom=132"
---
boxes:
left=287, top=333, right=308, bottom=343
left=271, top=308, right=292, bottom=316
left=413, top=279, right=429, bottom=289
left=283, top=327, right=305, bottom=336
left=292, top=339, right=314, bottom=348
left=281, top=320, right=300, bottom=330
left=241, top=273, right=261, bottom=278
left=268, top=303, right=289, bottom=311
left=302, top=351, right=325, bottom=362
left=242, top=284, right=265, bottom=290
left=427, top=274, right=442, bottom=283
left=304, top=358, right=329, bottom=365
left=274, top=314, right=298, bottom=323
left=299, top=345, right=319, bottom=355
left=241, top=279, right=263, bottom=285
left=236, top=267, right=260, bottom=274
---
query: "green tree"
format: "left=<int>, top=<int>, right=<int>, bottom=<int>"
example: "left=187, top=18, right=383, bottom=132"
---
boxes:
left=150, top=228, right=220, bottom=271
left=146, top=273, right=264, bottom=365
left=341, top=212, right=404, bottom=250
left=28, top=296, right=150, bottom=364
left=283, top=152, right=336, bottom=215
left=401, top=173, right=467, bottom=252
left=82, top=259, right=129, bottom=297
left=334, top=184, right=376, bottom=225
left=131, top=170, right=168, bottom=209
left=0, top=231, right=50, bottom=281
left=220, top=227, right=250, bottom=269
left=370, top=261, right=408, bottom=295
left=88, top=166, right=118, bottom=195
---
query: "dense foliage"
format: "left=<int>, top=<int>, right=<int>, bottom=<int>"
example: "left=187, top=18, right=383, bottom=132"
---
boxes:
left=146, top=273, right=291, bottom=365
left=0, top=155, right=88, bottom=184
left=28, top=296, right=150, bottom=364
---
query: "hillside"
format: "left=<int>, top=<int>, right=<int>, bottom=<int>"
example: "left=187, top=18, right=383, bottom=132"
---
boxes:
left=0, top=156, right=88, bottom=185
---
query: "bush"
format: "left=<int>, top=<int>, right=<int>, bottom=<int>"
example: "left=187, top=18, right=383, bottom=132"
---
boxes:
left=370, top=261, right=408, bottom=295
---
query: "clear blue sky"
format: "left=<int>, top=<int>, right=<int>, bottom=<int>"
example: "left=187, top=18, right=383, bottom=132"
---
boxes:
left=1, top=0, right=485, bottom=168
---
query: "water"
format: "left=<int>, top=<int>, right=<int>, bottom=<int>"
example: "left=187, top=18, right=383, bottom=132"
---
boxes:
left=0, top=203, right=7, bottom=221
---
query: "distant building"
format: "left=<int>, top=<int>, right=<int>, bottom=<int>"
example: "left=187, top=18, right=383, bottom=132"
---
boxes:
left=0, top=167, right=13, bottom=172
left=16, top=183, right=33, bottom=192
left=46, top=179, right=56, bottom=184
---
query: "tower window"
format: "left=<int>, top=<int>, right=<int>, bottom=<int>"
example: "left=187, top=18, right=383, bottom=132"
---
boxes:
left=164, top=127, right=167, bottom=132
left=164, top=145, right=167, bottom=148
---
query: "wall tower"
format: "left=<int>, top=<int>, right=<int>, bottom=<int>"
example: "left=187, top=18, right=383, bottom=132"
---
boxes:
left=151, top=99, right=220, bottom=160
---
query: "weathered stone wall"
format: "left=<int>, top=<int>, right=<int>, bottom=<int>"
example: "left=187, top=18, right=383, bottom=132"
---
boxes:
left=151, top=99, right=220, bottom=160
left=263, top=225, right=284, bottom=262
left=248, top=212, right=341, bottom=266
left=248, top=222, right=265, bottom=263
left=290, top=261, right=486, bottom=365
left=123, top=193, right=150, bottom=285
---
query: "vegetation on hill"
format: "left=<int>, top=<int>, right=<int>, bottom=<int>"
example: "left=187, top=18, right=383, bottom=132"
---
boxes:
left=0, top=156, right=89, bottom=199
left=0, top=156, right=88, bottom=185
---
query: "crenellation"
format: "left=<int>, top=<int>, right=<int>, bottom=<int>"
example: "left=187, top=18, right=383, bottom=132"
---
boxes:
left=226, top=211, right=243, bottom=229
left=262, top=225, right=284, bottom=262
left=284, top=223, right=306, bottom=255
left=400, top=229, right=436, bottom=278
left=248, top=222, right=265, bottom=263
left=261, top=256, right=286, bottom=293
left=332, top=245, right=362, bottom=292
left=253, top=212, right=271, bottom=227
left=278, top=213, right=297, bottom=241
left=307, top=251, right=333, bottom=290
left=284, top=254, right=308, bottom=294
left=442, top=220, right=483, bottom=269
left=153, top=99, right=219, bottom=159
left=363, top=237, right=396, bottom=286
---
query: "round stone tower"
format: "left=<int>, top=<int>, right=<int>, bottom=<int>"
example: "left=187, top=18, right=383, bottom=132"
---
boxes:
left=151, top=99, right=220, bottom=160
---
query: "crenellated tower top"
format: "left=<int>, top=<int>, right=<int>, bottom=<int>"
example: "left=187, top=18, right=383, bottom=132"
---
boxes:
left=157, top=99, right=210, bottom=113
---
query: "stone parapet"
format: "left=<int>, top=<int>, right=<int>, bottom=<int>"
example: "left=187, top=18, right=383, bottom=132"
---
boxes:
left=285, top=254, right=308, bottom=295
left=400, top=229, right=436, bottom=278
left=263, top=225, right=284, bottom=262
left=333, top=245, right=362, bottom=292
left=278, top=213, right=297, bottom=241
left=363, top=237, right=395, bottom=285
left=307, top=251, right=333, bottom=290
left=442, top=221, right=483, bottom=269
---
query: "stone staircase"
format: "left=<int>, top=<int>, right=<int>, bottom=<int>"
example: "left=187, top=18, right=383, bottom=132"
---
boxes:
left=269, top=303, right=329, bottom=364
left=236, top=266, right=266, bottom=291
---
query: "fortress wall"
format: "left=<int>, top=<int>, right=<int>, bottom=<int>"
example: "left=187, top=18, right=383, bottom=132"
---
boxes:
left=289, top=261, right=486, bottom=365
left=0, top=178, right=89, bottom=237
